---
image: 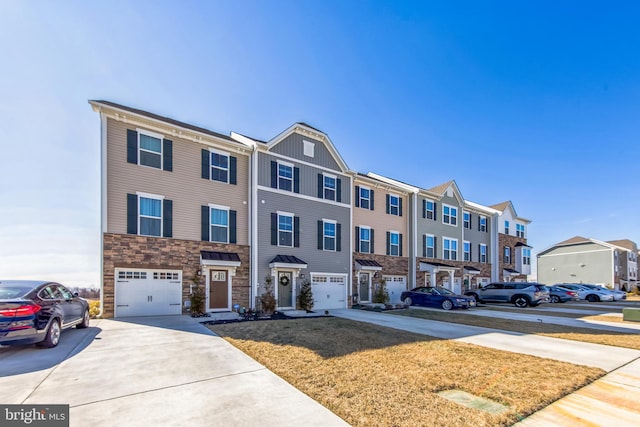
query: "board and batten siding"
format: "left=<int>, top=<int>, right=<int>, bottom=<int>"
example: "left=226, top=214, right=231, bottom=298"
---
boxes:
left=106, top=118, right=250, bottom=244
left=256, top=189, right=351, bottom=280
left=270, top=133, right=341, bottom=171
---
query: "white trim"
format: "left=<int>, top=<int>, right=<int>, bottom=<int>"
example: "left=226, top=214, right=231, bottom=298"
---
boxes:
left=411, top=192, right=418, bottom=287
left=269, top=262, right=308, bottom=269
left=366, top=172, right=420, bottom=193
left=389, top=230, right=400, bottom=256
left=208, top=203, right=230, bottom=211
left=136, top=127, right=164, bottom=140
left=137, top=129, right=164, bottom=169
left=265, top=150, right=346, bottom=175
left=538, top=248, right=611, bottom=258
left=358, top=225, right=372, bottom=254
left=277, top=210, right=295, bottom=217
left=322, top=173, right=337, bottom=201
left=322, top=218, right=337, bottom=224
left=355, top=262, right=382, bottom=271
left=442, top=236, right=458, bottom=261
left=100, top=112, right=107, bottom=317
left=463, top=240, right=471, bottom=262
left=277, top=212, right=294, bottom=248
left=425, top=233, right=435, bottom=258
left=322, top=171, right=337, bottom=180
left=388, top=193, right=400, bottom=216
left=322, top=220, right=337, bottom=252
left=250, top=146, right=258, bottom=308
left=277, top=159, right=294, bottom=168
left=442, top=203, right=459, bottom=227
left=208, top=205, right=230, bottom=244
left=257, top=185, right=351, bottom=208
left=202, top=259, right=241, bottom=268
left=136, top=191, right=165, bottom=200
left=136, top=193, right=164, bottom=238
left=205, top=267, right=233, bottom=312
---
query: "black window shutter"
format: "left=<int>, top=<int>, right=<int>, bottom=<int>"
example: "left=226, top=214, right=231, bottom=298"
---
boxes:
left=270, top=161, right=278, bottom=188
left=293, top=167, right=300, bottom=193
left=163, top=139, right=173, bottom=171
left=433, top=202, right=437, bottom=221
left=399, top=198, right=403, bottom=216
left=336, top=178, right=342, bottom=202
left=355, top=226, right=360, bottom=252
left=386, top=231, right=390, bottom=255
left=229, top=156, right=237, bottom=185
left=317, top=174, right=323, bottom=198
left=127, top=194, right=138, bottom=234
left=271, top=213, right=277, bottom=245
left=386, top=194, right=390, bottom=214
left=336, top=223, right=342, bottom=252
left=162, top=199, right=172, bottom=238
left=229, top=210, right=237, bottom=244
left=399, top=234, right=403, bottom=257
left=127, top=130, right=138, bottom=164
left=201, top=206, right=210, bottom=241
left=423, top=235, right=427, bottom=257
left=294, top=216, right=300, bottom=247
left=355, top=186, right=360, bottom=207
left=422, top=200, right=426, bottom=218
left=434, top=237, right=438, bottom=258
left=478, top=244, right=481, bottom=262
left=469, top=244, right=473, bottom=261
left=201, top=149, right=210, bottom=180
left=370, top=229, right=375, bottom=254
left=478, top=217, right=481, bottom=231
left=469, top=214, right=472, bottom=229
left=317, top=220, right=323, bottom=250
left=370, top=190, right=375, bottom=211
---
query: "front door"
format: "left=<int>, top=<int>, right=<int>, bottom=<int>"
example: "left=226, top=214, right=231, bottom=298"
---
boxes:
left=209, top=270, right=228, bottom=310
left=277, top=271, right=293, bottom=308
left=359, top=273, right=370, bottom=302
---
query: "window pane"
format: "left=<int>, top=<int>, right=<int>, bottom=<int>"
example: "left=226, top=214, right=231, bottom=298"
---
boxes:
left=211, top=168, right=228, bottom=182
left=211, top=225, right=228, bottom=242
left=140, top=198, right=161, bottom=217
left=324, top=177, right=335, bottom=190
left=140, top=134, right=161, bottom=153
left=324, top=222, right=335, bottom=237
left=324, top=236, right=335, bottom=251
left=279, top=231, right=292, bottom=246
left=140, top=217, right=161, bottom=236
left=210, top=208, right=228, bottom=226
left=279, top=215, right=292, bottom=231
left=279, top=164, right=292, bottom=178
left=211, top=152, right=228, bottom=169
left=361, top=241, right=370, bottom=253
left=360, top=228, right=370, bottom=241
left=390, top=233, right=399, bottom=245
left=140, top=151, right=162, bottom=168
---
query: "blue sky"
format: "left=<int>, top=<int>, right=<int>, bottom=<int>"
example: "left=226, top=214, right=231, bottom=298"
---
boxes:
left=1, top=1, right=638, bottom=286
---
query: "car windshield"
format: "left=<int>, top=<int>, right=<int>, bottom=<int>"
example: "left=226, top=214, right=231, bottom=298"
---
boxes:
left=434, top=287, right=454, bottom=295
left=0, top=286, right=31, bottom=299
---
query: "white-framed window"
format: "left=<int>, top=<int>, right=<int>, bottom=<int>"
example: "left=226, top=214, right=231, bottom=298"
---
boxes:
left=278, top=213, right=294, bottom=247
left=480, top=244, right=487, bottom=263
left=138, top=130, right=163, bottom=169
left=463, top=212, right=470, bottom=229
left=278, top=161, right=293, bottom=192
left=443, top=238, right=458, bottom=261
left=210, top=149, right=229, bottom=183
left=516, top=224, right=525, bottom=238
left=443, top=204, right=458, bottom=226
left=479, top=216, right=487, bottom=232
left=504, top=246, right=511, bottom=264
left=464, top=241, right=471, bottom=262
left=389, top=231, right=400, bottom=256
left=359, top=186, right=371, bottom=209
left=323, top=174, right=336, bottom=201
left=389, top=194, right=400, bottom=216
left=209, top=205, right=229, bottom=243
left=359, top=226, right=371, bottom=254
left=504, top=220, right=510, bottom=235
left=425, top=234, right=435, bottom=258
left=523, top=248, right=531, bottom=265
left=425, top=200, right=435, bottom=220
left=323, top=220, right=336, bottom=251
left=138, top=194, right=163, bottom=237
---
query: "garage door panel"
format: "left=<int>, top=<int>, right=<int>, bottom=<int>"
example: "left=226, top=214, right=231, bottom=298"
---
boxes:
left=384, top=276, right=407, bottom=304
left=115, top=269, right=182, bottom=317
left=311, top=275, right=346, bottom=310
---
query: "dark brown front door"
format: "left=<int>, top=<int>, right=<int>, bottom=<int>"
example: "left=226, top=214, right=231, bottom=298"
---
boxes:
left=209, top=270, right=228, bottom=310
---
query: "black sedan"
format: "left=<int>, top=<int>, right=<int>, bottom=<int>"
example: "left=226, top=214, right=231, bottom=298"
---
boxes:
left=0, top=280, right=90, bottom=348
left=401, top=286, right=476, bottom=310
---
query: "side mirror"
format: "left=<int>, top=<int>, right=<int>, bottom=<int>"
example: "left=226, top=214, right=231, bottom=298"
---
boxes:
left=73, top=292, right=79, bottom=297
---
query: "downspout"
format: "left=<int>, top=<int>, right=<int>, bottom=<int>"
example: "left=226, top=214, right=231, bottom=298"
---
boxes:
left=491, top=213, right=499, bottom=282
left=410, top=192, right=418, bottom=288
left=99, top=110, right=107, bottom=318
left=250, top=146, right=259, bottom=308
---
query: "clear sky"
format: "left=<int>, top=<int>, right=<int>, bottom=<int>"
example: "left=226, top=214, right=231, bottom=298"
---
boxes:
left=1, top=1, right=638, bottom=287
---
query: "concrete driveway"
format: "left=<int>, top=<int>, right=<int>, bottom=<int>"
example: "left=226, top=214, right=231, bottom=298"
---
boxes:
left=0, top=316, right=348, bottom=427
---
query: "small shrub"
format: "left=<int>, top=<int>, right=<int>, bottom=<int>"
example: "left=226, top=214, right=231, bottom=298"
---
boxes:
left=189, top=269, right=206, bottom=317
left=372, top=279, right=389, bottom=304
left=260, top=276, right=276, bottom=315
left=297, top=279, right=314, bottom=311
left=88, top=300, right=100, bottom=318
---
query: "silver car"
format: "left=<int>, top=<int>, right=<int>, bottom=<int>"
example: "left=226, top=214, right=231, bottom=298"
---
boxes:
left=555, top=284, right=614, bottom=302
left=579, top=284, right=626, bottom=301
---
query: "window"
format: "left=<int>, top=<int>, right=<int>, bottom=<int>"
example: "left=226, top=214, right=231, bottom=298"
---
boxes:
left=504, top=246, right=511, bottom=264
left=523, top=248, right=531, bottom=265
left=516, top=224, right=525, bottom=238
left=443, top=238, right=458, bottom=261
left=139, top=132, right=162, bottom=168
left=210, top=151, right=229, bottom=183
left=463, top=212, right=470, bottom=229
left=464, top=241, right=471, bottom=261
left=424, top=200, right=435, bottom=220
left=278, top=214, right=293, bottom=247
left=359, top=227, right=371, bottom=254
left=210, top=207, right=229, bottom=243
left=388, top=194, right=400, bottom=216
left=139, top=196, right=162, bottom=237
left=278, top=162, right=293, bottom=192
left=480, top=244, right=487, bottom=263
left=504, top=220, right=510, bottom=235
left=443, top=205, right=457, bottom=226
left=324, top=175, right=336, bottom=201
left=323, top=220, right=336, bottom=251
left=359, top=187, right=371, bottom=209
left=479, top=216, right=487, bottom=232
left=389, top=232, right=400, bottom=256
left=425, top=234, right=435, bottom=258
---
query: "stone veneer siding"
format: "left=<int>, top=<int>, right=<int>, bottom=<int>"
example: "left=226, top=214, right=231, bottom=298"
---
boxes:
left=103, top=233, right=250, bottom=318
left=351, top=253, right=409, bottom=306
left=499, top=233, right=528, bottom=281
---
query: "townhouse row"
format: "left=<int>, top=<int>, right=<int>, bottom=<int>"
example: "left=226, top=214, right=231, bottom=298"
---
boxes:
left=90, top=100, right=532, bottom=318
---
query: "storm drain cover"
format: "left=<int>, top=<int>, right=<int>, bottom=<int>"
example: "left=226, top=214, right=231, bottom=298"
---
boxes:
left=437, top=390, right=509, bottom=414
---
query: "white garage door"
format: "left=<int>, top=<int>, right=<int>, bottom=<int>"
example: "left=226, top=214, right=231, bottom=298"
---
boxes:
left=384, top=275, right=407, bottom=304
left=311, top=274, right=347, bottom=310
left=115, top=269, right=182, bottom=317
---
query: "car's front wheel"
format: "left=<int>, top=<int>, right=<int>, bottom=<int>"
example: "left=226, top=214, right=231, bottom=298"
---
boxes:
left=586, top=294, right=600, bottom=302
left=513, top=296, right=530, bottom=308
left=441, top=299, right=453, bottom=310
left=403, top=297, right=412, bottom=306
left=38, top=319, right=61, bottom=348
left=467, top=293, right=480, bottom=304
left=77, top=309, right=90, bottom=329
left=550, top=295, right=560, bottom=303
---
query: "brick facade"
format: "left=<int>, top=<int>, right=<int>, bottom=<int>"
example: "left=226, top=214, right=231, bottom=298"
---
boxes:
left=103, top=233, right=250, bottom=318
left=414, top=257, right=492, bottom=290
left=351, top=253, right=409, bottom=297
left=498, top=233, right=528, bottom=281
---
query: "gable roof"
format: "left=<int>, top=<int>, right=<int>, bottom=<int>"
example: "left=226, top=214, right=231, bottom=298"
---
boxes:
left=362, top=172, right=419, bottom=194
left=489, top=201, right=511, bottom=212
left=421, top=180, right=464, bottom=205
left=607, top=239, right=638, bottom=251
left=489, top=200, right=531, bottom=223
left=538, top=235, right=626, bottom=257
left=427, top=180, right=456, bottom=196
left=555, top=236, right=591, bottom=246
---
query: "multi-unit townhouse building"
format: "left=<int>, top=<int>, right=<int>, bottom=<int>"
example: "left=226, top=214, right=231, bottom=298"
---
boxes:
left=489, top=201, right=532, bottom=282
left=537, top=236, right=638, bottom=291
left=91, top=101, right=532, bottom=317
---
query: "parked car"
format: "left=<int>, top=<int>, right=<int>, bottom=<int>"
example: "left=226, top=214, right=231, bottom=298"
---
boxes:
left=555, top=284, right=614, bottom=302
left=401, top=286, right=476, bottom=310
left=464, top=282, right=549, bottom=307
left=578, top=284, right=626, bottom=301
left=548, top=286, right=579, bottom=303
left=0, top=280, right=90, bottom=348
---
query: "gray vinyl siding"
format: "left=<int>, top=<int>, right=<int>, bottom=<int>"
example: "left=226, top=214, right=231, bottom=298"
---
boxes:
left=537, top=246, right=613, bottom=285
left=463, top=212, right=492, bottom=262
left=417, top=194, right=463, bottom=260
left=256, top=189, right=351, bottom=280
left=270, top=133, right=341, bottom=171
left=257, top=152, right=350, bottom=204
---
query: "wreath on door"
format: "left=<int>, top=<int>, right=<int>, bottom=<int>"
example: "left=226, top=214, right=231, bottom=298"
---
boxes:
left=279, top=275, right=290, bottom=287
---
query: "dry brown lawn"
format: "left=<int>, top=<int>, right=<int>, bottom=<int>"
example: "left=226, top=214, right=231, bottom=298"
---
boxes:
left=208, top=317, right=603, bottom=427
left=392, top=309, right=640, bottom=350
